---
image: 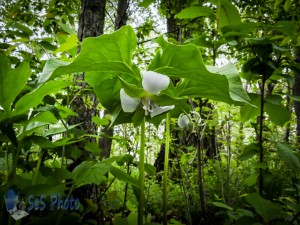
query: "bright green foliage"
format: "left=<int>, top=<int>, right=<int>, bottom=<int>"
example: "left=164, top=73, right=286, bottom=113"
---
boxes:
left=176, top=6, right=215, bottom=19
left=245, top=193, right=282, bottom=222
left=0, top=54, right=31, bottom=113
left=276, top=142, right=300, bottom=170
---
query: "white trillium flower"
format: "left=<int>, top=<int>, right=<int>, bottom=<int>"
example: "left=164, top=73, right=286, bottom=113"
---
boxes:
left=120, top=71, right=174, bottom=118
left=178, top=114, right=190, bottom=128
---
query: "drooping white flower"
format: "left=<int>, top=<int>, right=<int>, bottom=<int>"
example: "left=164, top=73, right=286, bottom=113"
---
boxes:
left=120, top=71, right=174, bottom=118
left=120, top=89, right=140, bottom=112
left=178, top=114, right=190, bottom=128
left=142, top=71, right=170, bottom=95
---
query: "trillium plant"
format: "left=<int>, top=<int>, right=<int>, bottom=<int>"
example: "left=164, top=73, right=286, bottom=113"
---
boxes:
left=120, top=71, right=174, bottom=117
left=119, top=70, right=174, bottom=225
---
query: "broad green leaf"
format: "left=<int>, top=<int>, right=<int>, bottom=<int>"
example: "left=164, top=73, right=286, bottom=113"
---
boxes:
left=245, top=173, right=259, bottom=186
left=38, top=58, right=70, bottom=84
left=284, top=0, right=292, bottom=12
left=211, top=202, right=233, bottom=211
left=0, top=54, right=31, bottom=112
left=85, top=142, right=101, bottom=155
left=54, top=33, right=79, bottom=54
left=44, top=124, right=79, bottom=136
left=271, top=21, right=298, bottom=38
left=206, top=63, right=252, bottom=105
left=14, top=80, right=72, bottom=115
left=57, top=21, right=76, bottom=34
left=176, top=6, right=215, bottom=19
left=73, top=161, right=111, bottom=188
left=222, top=22, right=259, bottom=38
left=265, top=95, right=282, bottom=105
left=240, top=94, right=261, bottom=122
left=23, top=135, right=57, bottom=148
left=150, top=37, right=237, bottom=104
left=290, top=95, right=300, bottom=101
left=265, top=103, right=290, bottom=126
left=119, top=77, right=144, bottom=98
left=38, top=25, right=139, bottom=83
left=276, top=142, right=300, bottom=170
left=86, top=72, right=138, bottom=126
left=110, top=166, right=140, bottom=188
left=209, top=0, right=241, bottom=28
left=238, top=143, right=259, bottom=161
left=245, top=193, right=281, bottom=222
left=10, top=22, right=33, bottom=37
left=86, top=72, right=122, bottom=112
left=149, top=36, right=207, bottom=80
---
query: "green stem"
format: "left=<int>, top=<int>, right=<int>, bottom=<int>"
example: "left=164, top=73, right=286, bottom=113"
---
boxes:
left=5, top=144, right=10, bottom=183
left=32, top=150, right=45, bottom=185
left=138, top=117, right=146, bottom=225
left=163, top=113, right=171, bottom=225
left=56, top=183, right=75, bottom=225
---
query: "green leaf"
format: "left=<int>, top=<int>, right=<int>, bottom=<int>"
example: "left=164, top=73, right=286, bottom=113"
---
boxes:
left=14, top=80, right=71, bottom=115
left=39, top=25, right=139, bottom=83
left=72, top=161, right=111, bottom=188
left=85, top=142, right=101, bottom=155
left=211, top=201, right=233, bottom=211
left=176, top=6, right=215, bottom=19
left=150, top=37, right=239, bottom=104
left=57, top=21, right=76, bottom=34
left=138, top=0, right=155, bottom=7
left=265, top=95, right=282, bottom=105
left=238, top=143, right=259, bottom=161
left=264, top=103, right=290, bottom=126
left=44, top=124, right=79, bottom=136
left=240, top=94, right=260, bottom=122
left=10, top=22, right=33, bottom=37
left=276, top=142, right=300, bottom=170
left=211, top=0, right=241, bottom=28
left=245, top=173, right=259, bottom=186
left=284, top=0, right=292, bottom=12
left=23, top=135, right=57, bottom=148
left=245, top=193, right=281, bottom=222
left=38, top=58, right=70, bottom=84
left=110, top=166, right=140, bottom=188
left=54, top=33, right=79, bottom=54
left=206, top=63, right=252, bottom=105
left=119, top=77, right=144, bottom=98
left=290, top=95, right=300, bottom=101
left=0, top=54, right=31, bottom=112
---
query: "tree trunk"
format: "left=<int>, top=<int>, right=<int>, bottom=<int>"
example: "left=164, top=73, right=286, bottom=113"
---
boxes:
left=68, top=0, right=106, bottom=223
left=115, top=0, right=129, bottom=30
left=294, top=52, right=300, bottom=145
left=69, top=0, right=106, bottom=144
left=99, top=0, right=129, bottom=160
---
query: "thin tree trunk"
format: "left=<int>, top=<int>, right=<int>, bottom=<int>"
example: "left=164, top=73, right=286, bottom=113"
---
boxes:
left=294, top=51, right=300, bottom=145
left=68, top=0, right=106, bottom=223
left=69, top=0, right=106, bottom=141
left=98, top=0, right=129, bottom=160
left=115, top=0, right=128, bottom=30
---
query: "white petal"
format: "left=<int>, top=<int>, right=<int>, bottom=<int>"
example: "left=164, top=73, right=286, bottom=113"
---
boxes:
left=178, top=114, right=190, bottom=128
left=150, top=104, right=174, bottom=118
left=120, top=88, right=140, bottom=112
left=142, top=71, right=170, bottom=95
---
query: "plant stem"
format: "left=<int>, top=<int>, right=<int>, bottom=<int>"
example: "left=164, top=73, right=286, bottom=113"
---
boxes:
left=138, top=117, right=146, bottom=225
left=226, top=110, right=231, bottom=204
left=163, top=113, right=171, bottom=225
left=259, top=77, right=266, bottom=195
left=56, top=183, right=75, bottom=225
left=32, top=150, right=45, bottom=185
